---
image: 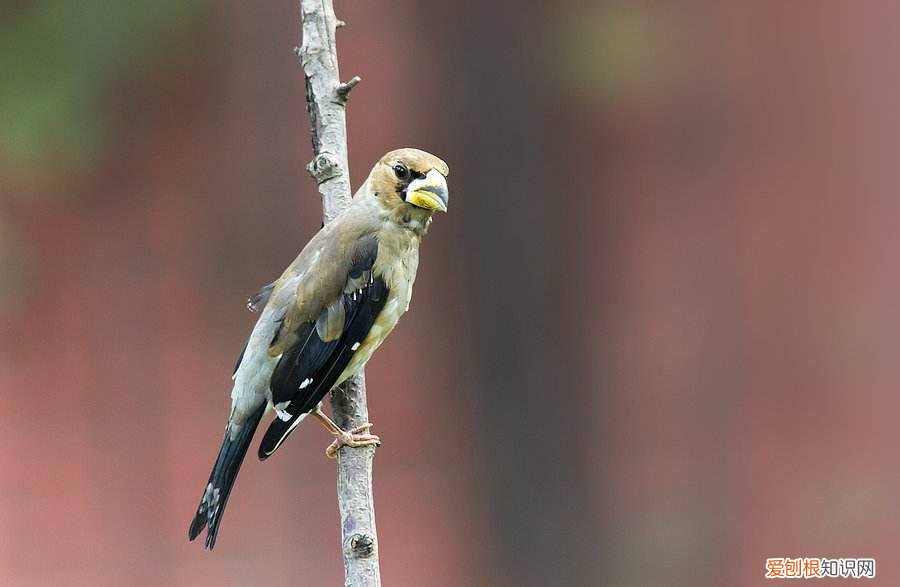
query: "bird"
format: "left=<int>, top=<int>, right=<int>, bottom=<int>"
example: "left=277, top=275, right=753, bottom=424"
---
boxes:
left=188, top=148, right=449, bottom=549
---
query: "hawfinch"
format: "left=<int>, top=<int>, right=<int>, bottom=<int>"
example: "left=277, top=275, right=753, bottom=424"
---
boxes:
left=188, top=148, right=449, bottom=549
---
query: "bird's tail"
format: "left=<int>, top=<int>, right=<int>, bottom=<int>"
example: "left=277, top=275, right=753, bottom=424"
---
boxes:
left=188, top=403, right=266, bottom=549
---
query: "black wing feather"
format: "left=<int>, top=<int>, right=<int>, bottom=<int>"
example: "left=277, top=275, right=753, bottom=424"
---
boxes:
left=258, top=273, right=388, bottom=459
left=269, top=322, right=339, bottom=405
left=267, top=234, right=379, bottom=406
left=293, top=274, right=386, bottom=417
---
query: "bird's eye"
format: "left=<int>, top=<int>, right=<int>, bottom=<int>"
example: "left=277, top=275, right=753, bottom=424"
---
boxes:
left=393, top=164, right=409, bottom=179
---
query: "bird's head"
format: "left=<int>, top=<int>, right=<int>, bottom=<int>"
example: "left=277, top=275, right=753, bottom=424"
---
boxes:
left=367, top=148, right=449, bottom=215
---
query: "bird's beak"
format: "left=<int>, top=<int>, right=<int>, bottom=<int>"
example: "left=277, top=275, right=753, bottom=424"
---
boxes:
left=406, top=169, right=449, bottom=212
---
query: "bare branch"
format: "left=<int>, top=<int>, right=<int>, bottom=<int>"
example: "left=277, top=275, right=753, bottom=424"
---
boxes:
left=298, top=1, right=382, bottom=585
left=336, top=76, right=362, bottom=103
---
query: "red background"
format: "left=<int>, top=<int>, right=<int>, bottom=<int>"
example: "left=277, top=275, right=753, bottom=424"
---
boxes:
left=1, top=2, right=898, bottom=585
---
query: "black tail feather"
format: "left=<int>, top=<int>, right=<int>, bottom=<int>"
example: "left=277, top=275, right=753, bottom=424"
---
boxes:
left=188, top=403, right=265, bottom=549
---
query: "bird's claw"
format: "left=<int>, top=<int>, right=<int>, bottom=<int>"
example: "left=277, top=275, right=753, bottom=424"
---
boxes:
left=325, top=423, right=381, bottom=459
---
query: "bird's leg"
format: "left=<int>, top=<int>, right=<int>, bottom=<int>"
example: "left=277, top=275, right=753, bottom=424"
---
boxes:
left=312, top=407, right=381, bottom=459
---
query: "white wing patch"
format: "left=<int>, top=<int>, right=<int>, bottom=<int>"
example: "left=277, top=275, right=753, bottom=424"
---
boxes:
left=299, top=377, right=313, bottom=389
left=351, top=342, right=361, bottom=351
left=274, top=401, right=292, bottom=421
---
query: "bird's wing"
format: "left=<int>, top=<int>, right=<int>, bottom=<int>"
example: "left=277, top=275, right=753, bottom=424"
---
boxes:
left=247, top=282, right=275, bottom=312
left=257, top=233, right=389, bottom=459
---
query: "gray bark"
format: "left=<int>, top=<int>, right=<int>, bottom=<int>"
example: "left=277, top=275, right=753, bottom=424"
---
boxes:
left=297, top=1, right=381, bottom=585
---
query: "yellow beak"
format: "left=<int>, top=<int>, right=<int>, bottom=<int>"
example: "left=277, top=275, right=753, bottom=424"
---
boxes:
left=406, top=169, right=449, bottom=212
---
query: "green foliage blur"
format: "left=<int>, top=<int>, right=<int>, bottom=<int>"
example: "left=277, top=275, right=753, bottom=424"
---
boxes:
left=0, top=1, right=202, bottom=175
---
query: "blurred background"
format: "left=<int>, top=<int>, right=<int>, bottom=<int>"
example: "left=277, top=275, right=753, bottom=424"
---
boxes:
left=2, top=1, right=899, bottom=586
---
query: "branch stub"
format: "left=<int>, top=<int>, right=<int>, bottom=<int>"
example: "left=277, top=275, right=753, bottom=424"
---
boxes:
left=306, top=152, right=341, bottom=183
left=349, top=533, right=377, bottom=559
left=336, top=76, right=362, bottom=103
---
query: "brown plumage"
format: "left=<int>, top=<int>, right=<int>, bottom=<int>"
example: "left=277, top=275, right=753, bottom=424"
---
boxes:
left=269, top=148, right=448, bottom=352
left=188, top=148, right=449, bottom=549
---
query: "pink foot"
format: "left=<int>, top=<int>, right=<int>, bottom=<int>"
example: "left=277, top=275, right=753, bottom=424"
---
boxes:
left=325, top=423, right=381, bottom=459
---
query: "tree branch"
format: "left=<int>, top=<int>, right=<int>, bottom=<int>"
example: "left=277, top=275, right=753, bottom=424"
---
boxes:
left=297, top=1, right=381, bottom=585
